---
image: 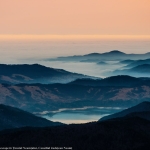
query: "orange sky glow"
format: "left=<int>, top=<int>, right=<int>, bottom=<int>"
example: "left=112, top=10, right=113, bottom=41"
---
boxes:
left=0, top=0, right=150, bottom=36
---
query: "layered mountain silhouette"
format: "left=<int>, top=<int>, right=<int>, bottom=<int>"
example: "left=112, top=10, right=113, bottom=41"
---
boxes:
left=0, top=64, right=94, bottom=84
left=100, top=101, right=150, bottom=121
left=0, top=57, right=150, bottom=149
left=0, top=104, right=63, bottom=130
left=48, top=50, right=150, bottom=62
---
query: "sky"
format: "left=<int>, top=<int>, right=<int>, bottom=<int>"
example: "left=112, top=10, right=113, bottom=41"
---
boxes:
left=0, top=0, right=150, bottom=36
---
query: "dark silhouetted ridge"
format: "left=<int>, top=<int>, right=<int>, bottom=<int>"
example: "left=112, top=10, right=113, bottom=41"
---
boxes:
left=130, top=64, right=150, bottom=72
left=69, top=75, right=142, bottom=86
left=0, top=104, right=63, bottom=130
left=84, top=53, right=100, bottom=56
left=0, top=64, right=92, bottom=84
left=107, top=50, right=126, bottom=54
left=100, top=101, right=150, bottom=121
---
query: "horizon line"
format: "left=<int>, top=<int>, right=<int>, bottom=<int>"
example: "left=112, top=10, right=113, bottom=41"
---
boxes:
left=0, top=34, right=150, bottom=40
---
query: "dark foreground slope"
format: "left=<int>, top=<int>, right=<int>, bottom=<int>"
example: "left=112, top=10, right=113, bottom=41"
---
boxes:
left=0, top=117, right=150, bottom=150
left=100, top=101, right=150, bottom=121
left=0, top=104, right=63, bottom=130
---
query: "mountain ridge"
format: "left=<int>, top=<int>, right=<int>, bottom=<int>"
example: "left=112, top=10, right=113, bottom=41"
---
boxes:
left=0, top=64, right=96, bottom=84
left=0, top=104, right=63, bottom=131
left=0, top=81, right=150, bottom=113
left=99, top=101, right=150, bottom=121
left=69, top=75, right=145, bottom=86
left=48, top=50, right=150, bottom=62
left=112, top=64, right=150, bottom=77
left=124, top=59, right=150, bottom=68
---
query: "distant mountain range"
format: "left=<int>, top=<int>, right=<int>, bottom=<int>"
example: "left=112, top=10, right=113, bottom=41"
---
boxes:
left=124, top=58, right=150, bottom=68
left=119, top=59, right=135, bottom=64
left=100, top=101, right=150, bottom=121
left=0, top=104, right=63, bottom=130
left=112, top=64, right=150, bottom=77
left=97, top=61, right=108, bottom=65
left=0, top=64, right=96, bottom=84
left=129, top=64, right=150, bottom=73
left=48, top=50, right=150, bottom=62
left=47, top=51, right=150, bottom=78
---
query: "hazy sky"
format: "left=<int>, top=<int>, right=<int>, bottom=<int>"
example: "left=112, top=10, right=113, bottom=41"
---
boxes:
left=0, top=0, right=150, bottom=35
